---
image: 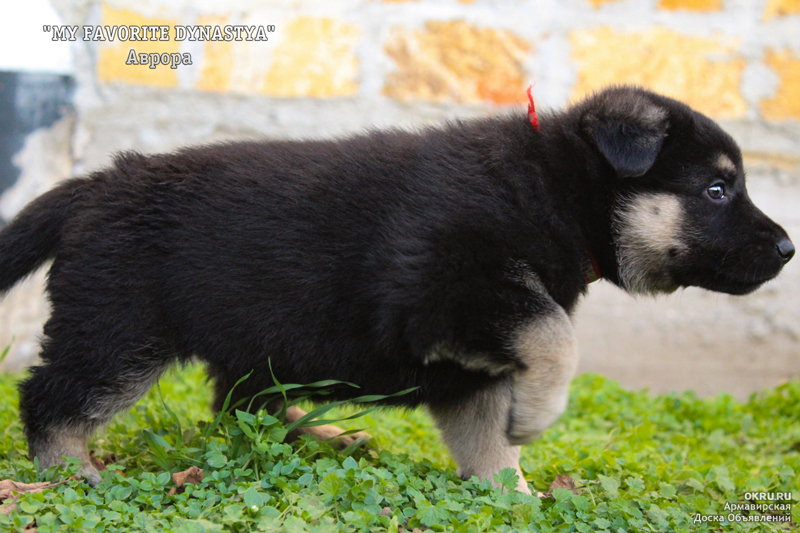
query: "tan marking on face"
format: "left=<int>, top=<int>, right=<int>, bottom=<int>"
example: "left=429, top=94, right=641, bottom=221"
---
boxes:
left=614, top=193, right=685, bottom=294
left=715, top=153, right=736, bottom=174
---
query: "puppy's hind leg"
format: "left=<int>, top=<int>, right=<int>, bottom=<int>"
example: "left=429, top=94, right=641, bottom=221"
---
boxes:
left=430, top=377, right=530, bottom=494
left=19, top=338, right=170, bottom=486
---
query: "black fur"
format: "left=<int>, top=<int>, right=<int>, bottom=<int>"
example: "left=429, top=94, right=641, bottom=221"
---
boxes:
left=0, top=86, right=791, bottom=470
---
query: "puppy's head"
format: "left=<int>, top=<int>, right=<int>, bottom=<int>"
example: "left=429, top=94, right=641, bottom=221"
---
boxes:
left=578, top=86, right=793, bottom=295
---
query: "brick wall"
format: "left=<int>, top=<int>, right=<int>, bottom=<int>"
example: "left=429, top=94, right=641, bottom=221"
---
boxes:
left=82, top=1, right=800, bottom=122
left=1, top=0, right=798, bottom=396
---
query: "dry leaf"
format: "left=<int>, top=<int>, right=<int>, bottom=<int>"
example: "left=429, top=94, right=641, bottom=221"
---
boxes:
left=0, top=477, right=76, bottom=515
left=0, top=480, right=53, bottom=501
left=168, top=466, right=204, bottom=496
left=88, top=450, right=118, bottom=473
left=173, top=466, right=204, bottom=486
left=0, top=477, right=77, bottom=515
left=540, top=474, right=580, bottom=498
left=89, top=450, right=106, bottom=472
left=551, top=474, right=577, bottom=491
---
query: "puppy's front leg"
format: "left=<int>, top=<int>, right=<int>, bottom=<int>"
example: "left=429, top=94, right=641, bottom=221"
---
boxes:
left=506, top=307, right=578, bottom=445
left=429, top=304, right=577, bottom=494
left=430, top=377, right=530, bottom=494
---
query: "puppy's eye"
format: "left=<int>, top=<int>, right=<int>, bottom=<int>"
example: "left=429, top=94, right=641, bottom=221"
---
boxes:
left=707, top=183, right=726, bottom=200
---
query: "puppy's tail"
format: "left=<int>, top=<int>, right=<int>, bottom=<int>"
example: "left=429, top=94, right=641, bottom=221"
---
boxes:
left=0, top=179, right=84, bottom=295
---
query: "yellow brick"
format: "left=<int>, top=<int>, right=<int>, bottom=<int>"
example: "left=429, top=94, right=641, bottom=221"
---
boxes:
left=383, top=20, right=531, bottom=105
left=97, top=3, right=179, bottom=88
left=761, top=49, right=800, bottom=121
left=261, top=17, right=360, bottom=98
left=196, top=16, right=235, bottom=93
left=657, top=0, right=722, bottom=11
left=764, top=0, right=800, bottom=19
left=570, top=27, right=746, bottom=119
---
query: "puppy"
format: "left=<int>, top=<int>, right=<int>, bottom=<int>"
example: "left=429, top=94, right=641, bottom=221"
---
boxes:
left=0, top=86, right=793, bottom=491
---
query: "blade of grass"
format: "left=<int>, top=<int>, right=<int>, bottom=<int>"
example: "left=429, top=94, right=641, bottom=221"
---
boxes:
left=0, top=341, right=12, bottom=365
left=203, top=371, right=252, bottom=439
left=141, top=429, right=174, bottom=471
left=156, top=382, right=183, bottom=449
left=284, top=388, right=417, bottom=434
left=292, top=406, right=383, bottom=428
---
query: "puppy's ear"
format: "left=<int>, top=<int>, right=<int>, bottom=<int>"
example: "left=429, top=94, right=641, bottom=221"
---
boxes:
left=581, top=89, right=669, bottom=178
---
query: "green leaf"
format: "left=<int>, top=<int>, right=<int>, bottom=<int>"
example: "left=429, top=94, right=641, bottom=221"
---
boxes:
left=205, top=450, right=228, bottom=468
left=319, top=473, right=344, bottom=499
left=236, top=418, right=258, bottom=440
left=18, top=501, right=40, bottom=514
left=594, top=517, right=611, bottom=529
left=598, top=475, right=620, bottom=498
left=235, top=410, right=256, bottom=425
left=342, top=456, right=358, bottom=472
left=416, top=502, right=447, bottom=527
left=684, top=478, right=704, bottom=491
left=283, top=515, right=309, bottom=533
left=625, top=477, right=645, bottom=493
left=141, top=430, right=174, bottom=471
left=658, top=482, right=676, bottom=499
left=243, top=486, right=267, bottom=509
left=62, top=488, right=78, bottom=505
left=710, top=465, right=736, bottom=493
left=493, top=468, right=520, bottom=492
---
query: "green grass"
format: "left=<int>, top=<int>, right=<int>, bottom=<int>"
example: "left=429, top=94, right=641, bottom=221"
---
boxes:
left=0, top=365, right=797, bottom=532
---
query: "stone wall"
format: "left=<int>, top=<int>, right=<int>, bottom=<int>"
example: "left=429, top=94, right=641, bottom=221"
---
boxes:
left=1, top=0, right=798, bottom=397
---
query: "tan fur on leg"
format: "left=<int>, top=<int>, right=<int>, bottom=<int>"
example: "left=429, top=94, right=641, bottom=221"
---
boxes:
left=430, top=379, right=530, bottom=494
left=29, top=427, right=102, bottom=486
left=507, top=307, right=578, bottom=445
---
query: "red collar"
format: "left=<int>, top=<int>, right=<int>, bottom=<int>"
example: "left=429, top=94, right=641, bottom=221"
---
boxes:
left=526, top=85, right=540, bottom=131
left=585, top=249, right=602, bottom=284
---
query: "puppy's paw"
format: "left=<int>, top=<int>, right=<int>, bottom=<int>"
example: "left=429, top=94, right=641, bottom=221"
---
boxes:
left=303, top=424, right=372, bottom=449
left=80, top=466, right=103, bottom=488
left=30, top=434, right=103, bottom=487
left=284, top=406, right=372, bottom=449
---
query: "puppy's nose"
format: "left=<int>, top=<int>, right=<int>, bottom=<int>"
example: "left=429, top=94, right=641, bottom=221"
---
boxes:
left=776, top=237, right=795, bottom=262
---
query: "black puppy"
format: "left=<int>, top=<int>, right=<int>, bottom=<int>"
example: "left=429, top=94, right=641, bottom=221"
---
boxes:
left=0, top=86, right=793, bottom=490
